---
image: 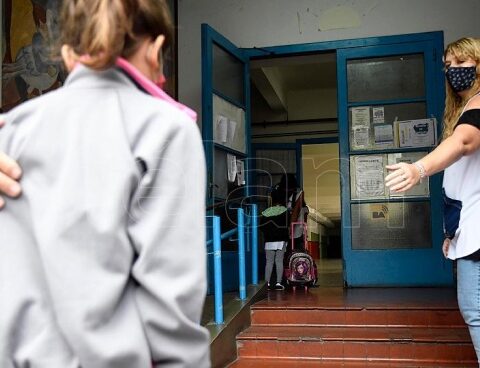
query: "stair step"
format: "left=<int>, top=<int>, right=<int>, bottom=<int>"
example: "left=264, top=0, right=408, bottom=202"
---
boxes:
left=238, top=325, right=472, bottom=343
left=236, top=326, right=476, bottom=363
left=237, top=339, right=476, bottom=362
left=228, top=358, right=478, bottom=367
left=251, top=308, right=466, bottom=328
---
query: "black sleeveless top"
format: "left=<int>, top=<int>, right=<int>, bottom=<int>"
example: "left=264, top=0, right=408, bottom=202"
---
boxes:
left=456, top=108, right=480, bottom=129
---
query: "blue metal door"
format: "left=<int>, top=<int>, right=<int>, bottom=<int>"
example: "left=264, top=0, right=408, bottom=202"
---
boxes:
left=201, top=24, right=252, bottom=291
left=337, top=37, right=453, bottom=286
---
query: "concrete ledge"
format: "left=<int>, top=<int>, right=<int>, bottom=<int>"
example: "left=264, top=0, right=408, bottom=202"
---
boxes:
left=205, top=282, right=267, bottom=368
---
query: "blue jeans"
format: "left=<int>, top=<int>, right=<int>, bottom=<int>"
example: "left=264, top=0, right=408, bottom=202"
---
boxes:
left=457, top=249, right=480, bottom=364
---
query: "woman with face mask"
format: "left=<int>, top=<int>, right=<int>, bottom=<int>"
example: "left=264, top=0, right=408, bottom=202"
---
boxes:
left=386, top=37, right=480, bottom=363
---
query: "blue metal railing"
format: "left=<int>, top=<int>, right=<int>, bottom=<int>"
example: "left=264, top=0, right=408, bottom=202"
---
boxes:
left=206, top=204, right=258, bottom=324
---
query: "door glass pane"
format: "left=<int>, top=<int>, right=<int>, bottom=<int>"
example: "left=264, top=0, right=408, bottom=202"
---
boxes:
left=351, top=202, right=431, bottom=249
left=347, top=54, right=425, bottom=102
left=213, top=43, right=244, bottom=105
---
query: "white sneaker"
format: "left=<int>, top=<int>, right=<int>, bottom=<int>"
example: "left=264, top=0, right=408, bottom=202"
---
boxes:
left=274, top=283, right=285, bottom=290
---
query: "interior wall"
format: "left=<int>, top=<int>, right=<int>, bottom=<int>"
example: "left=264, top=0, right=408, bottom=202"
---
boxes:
left=302, top=143, right=341, bottom=219
left=177, top=0, right=480, bottom=125
left=252, top=87, right=338, bottom=143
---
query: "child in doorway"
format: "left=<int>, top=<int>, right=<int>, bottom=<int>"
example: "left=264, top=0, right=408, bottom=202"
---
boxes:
left=261, top=188, right=290, bottom=290
left=278, top=174, right=309, bottom=250
left=0, top=1, right=209, bottom=367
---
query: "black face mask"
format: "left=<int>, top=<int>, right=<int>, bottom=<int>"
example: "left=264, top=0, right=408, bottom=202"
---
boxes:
left=445, top=66, right=477, bottom=93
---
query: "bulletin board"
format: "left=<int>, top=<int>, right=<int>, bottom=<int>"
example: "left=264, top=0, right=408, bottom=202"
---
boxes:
left=349, top=105, right=437, bottom=151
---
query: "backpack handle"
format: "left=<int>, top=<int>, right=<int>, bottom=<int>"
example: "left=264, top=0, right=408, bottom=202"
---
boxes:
left=290, top=221, right=307, bottom=250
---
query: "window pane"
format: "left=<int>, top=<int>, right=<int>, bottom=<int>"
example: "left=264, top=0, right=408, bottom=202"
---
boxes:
left=351, top=202, right=431, bottom=249
left=347, top=54, right=425, bottom=102
left=213, top=44, right=244, bottom=105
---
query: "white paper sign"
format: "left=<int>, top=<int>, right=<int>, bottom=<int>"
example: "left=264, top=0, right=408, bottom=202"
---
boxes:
left=227, top=154, right=237, bottom=182
left=227, top=120, right=237, bottom=145
left=354, top=155, right=384, bottom=197
left=374, top=123, right=394, bottom=146
left=372, top=107, right=385, bottom=124
left=351, top=107, right=371, bottom=127
left=215, top=115, right=228, bottom=143
left=397, top=118, right=436, bottom=148
left=352, top=126, right=370, bottom=149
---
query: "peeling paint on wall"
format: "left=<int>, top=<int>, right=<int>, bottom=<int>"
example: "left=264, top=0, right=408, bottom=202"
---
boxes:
left=318, top=5, right=362, bottom=31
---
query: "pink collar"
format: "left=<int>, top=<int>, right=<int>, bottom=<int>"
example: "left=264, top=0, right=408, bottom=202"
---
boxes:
left=115, top=57, right=197, bottom=122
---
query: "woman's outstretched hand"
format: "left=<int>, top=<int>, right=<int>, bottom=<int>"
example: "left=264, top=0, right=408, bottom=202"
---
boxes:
left=0, top=119, right=22, bottom=208
left=385, top=162, right=421, bottom=193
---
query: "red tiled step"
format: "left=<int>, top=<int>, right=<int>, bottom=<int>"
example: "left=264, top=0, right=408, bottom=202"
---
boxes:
left=251, top=308, right=466, bottom=328
left=236, top=326, right=476, bottom=363
left=228, top=358, right=478, bottom=367
left=238, top=325, right=472, bottom=343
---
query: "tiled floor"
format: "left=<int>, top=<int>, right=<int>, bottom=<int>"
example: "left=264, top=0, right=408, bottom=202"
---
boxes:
left=316, top=258, right=343, bottom=287
left=256, top=286, right=459, bottom=310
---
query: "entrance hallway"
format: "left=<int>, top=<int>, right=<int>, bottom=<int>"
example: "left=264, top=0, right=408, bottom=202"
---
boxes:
left=228, top=287, right=477, bottom=367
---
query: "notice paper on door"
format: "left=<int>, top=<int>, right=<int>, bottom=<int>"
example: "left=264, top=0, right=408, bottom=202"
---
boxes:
left=354, top=155, right=385, bottom=198
left=372, top=106, right=385, bottom=124
left=215, top=115, right=229, bottom=143
left=397, top=118, right=437, bottom=148
left=352, top=126, right=370, bottom=149
left=227, top=154, right=237, bottom=182
left=374, top=123, right=394, bottom=147
left=351, top=106, right=371, bottom=127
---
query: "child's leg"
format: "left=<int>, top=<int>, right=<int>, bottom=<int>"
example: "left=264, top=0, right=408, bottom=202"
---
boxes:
left=274, top=247, right=286, bottom=284
left=265, top=250, right=275, bottom=284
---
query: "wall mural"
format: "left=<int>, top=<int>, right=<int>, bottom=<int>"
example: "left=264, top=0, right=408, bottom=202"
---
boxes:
left=1, top=0, right=64, bottom=112
left=1, top=0, right=177, bottom=112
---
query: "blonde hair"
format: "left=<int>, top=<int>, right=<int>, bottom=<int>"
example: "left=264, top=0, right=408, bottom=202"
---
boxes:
left=442, top=37, right=480, bottom=139
left=60, top=0, right=173, bottom=70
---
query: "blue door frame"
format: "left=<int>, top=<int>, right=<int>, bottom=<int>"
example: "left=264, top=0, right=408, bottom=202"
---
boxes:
left=202, top=24, right=253, bottom=292
left=204, top=28, right=451, bottom=287
left=337, top=38, right=450, bottom=286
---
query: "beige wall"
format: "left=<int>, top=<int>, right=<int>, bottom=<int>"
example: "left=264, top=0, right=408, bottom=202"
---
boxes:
left=302, top=143, right=341, bottom=220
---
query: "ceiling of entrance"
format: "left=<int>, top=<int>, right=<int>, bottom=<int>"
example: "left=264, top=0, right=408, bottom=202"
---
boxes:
left=250, top=52, right=337, bottom=117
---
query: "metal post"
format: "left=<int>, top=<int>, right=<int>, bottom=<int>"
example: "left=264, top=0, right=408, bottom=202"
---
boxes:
left=251, top=204, right=258, bottom=285
left=237, top=208, right=247, bottom=300
left=212, top=216, right=224, bottom=324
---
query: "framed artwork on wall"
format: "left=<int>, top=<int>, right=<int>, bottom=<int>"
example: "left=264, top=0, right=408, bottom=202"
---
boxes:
left=1, top=0, right=178, bottom=112
left=1, top=0, right=65, bottom=112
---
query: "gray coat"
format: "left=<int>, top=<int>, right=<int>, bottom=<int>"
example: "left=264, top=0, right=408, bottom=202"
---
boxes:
left=0, top=65, right=210, bottom=368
